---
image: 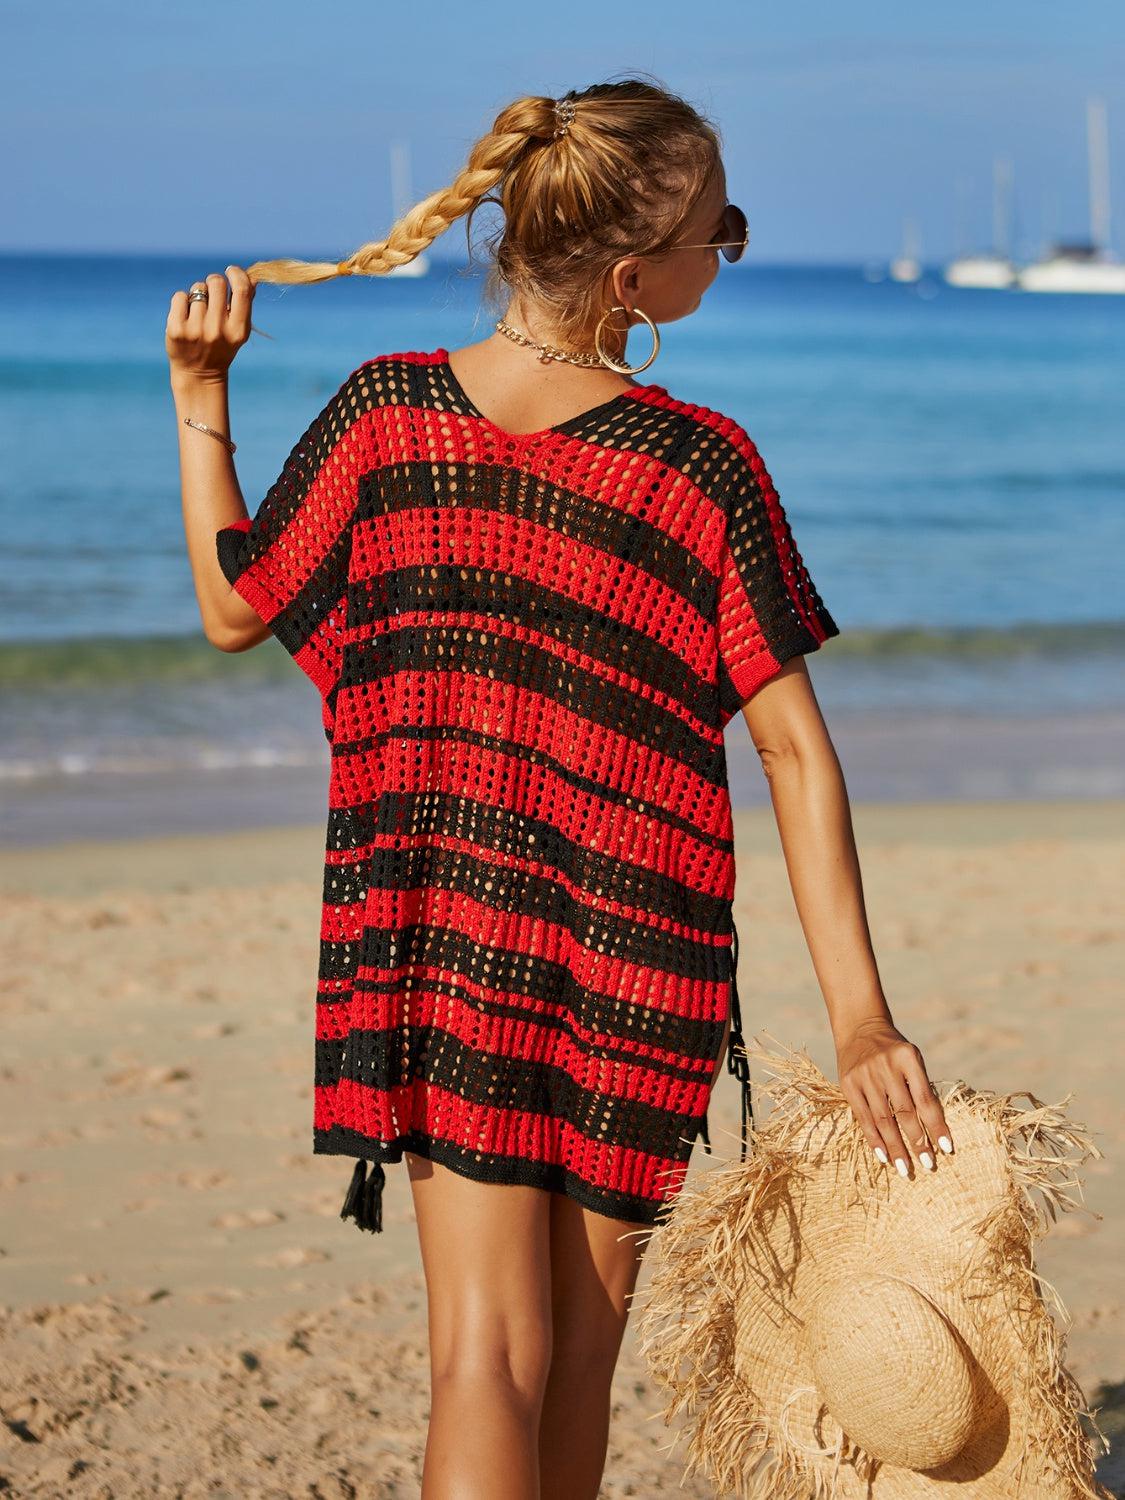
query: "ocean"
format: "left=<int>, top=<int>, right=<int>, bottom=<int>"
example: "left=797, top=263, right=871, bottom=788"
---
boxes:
left=2, top=251, right=1123, bottom=842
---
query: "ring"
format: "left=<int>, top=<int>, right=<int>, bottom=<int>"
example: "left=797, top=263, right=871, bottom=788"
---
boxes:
left=188, top=287, right=208, bottom=303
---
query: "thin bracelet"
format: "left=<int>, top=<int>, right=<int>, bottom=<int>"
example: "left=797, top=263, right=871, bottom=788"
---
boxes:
left=183, top=415, right=237, bottom=454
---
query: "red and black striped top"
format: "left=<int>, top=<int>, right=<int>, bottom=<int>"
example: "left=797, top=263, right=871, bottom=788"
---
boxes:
left=216, top=348, right=840, bottom=1232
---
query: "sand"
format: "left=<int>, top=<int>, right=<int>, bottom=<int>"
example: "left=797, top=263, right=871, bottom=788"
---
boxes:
left=1, top=798, right=1122, bottom=1497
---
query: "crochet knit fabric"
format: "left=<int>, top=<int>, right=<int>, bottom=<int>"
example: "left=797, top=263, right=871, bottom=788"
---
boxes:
left=216, top=349, right=840, bottom=1232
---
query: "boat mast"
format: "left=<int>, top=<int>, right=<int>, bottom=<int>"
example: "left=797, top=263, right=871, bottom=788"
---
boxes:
left=954, top=173, right=971, bottom=258
left=993, top=156, right=1013, bottom=260
left=1088, top=96, right=1110, bottom=253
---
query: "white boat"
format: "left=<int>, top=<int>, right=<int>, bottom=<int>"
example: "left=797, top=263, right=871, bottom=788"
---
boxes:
left=1018, top=246, right=1125, bottom=294
left=945, top=254, right=1018, bottom=288
left=1018, top=98, right=1125, bottom=294
left=889, top=217, right=922, bottom=282
left=944, top=157, right=1018, bottom=288
left=386, top=140, right=430, bottom=278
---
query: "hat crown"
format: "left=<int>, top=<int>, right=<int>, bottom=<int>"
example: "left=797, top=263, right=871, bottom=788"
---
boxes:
left=804, top=1272, right=979, bottom=1470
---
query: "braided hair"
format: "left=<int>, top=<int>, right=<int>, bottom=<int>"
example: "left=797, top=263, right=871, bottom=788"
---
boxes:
left=246, top=72, right=723, bottom=349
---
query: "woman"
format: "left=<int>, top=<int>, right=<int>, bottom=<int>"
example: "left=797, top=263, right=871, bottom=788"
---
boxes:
left=167, top=76, right=953, bottom=1500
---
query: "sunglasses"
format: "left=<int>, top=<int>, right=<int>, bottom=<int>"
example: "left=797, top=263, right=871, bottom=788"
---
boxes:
left=666, top=202, right=749, bottom=262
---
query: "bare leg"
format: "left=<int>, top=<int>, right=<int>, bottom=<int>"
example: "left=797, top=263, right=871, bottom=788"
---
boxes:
left=537, top=1193, right=653, bottom=1499
left=407, top=1151, right=554, bottom=1500
left=538, top=1019, right=732, bottom=1497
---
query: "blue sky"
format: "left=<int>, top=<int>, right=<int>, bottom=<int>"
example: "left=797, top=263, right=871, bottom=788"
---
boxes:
left=4, top=0, right=1123, bottom=263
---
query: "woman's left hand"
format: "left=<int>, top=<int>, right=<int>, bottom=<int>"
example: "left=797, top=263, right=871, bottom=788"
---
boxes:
left=835, top=1017, right=953, bottom=1177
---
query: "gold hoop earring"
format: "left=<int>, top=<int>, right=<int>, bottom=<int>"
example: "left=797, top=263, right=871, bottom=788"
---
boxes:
left=594, top=304, right=660, bottom=375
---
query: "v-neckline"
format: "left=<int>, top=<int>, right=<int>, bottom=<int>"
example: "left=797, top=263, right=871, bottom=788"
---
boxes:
left=436, top=348, right=660, bottom=442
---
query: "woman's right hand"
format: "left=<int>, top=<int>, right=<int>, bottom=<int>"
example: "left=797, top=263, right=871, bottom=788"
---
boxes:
left=166, top=265, right=255, bottom=388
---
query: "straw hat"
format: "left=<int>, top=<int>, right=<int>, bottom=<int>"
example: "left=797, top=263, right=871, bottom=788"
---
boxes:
left=632, top=1038, right=1113, bottom=1500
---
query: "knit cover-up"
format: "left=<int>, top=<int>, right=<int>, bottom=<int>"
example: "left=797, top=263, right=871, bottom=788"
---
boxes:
left=216, top=349, right=839, bottom=1233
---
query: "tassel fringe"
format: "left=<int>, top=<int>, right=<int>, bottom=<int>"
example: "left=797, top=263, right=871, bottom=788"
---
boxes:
left=340, top=1156, right=386, bottom=1233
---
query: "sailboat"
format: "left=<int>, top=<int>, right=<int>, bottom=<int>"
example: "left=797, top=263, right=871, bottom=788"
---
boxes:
left=944, top=157, right=1018, bottom=288
left=1018, top=97, right=1125, bottom=294
left=386, top=140, right=430, bottom=279
left=889, top=216, right=922, bottom=282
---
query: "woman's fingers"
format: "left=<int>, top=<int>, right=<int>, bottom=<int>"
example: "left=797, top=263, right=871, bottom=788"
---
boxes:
left=841, top=1078, right=894, bottom=1168
left=167, top=269, right=250, bottom=381
left=203, top=271, right=231, bottom=341
left=837, top=1027, right=955, bottom=1182
left=867, top=1084, right=913, bottom=1176
left=166, top=289, right=190, bottom=333
left=226, top=265, right=255, bottom=344
left=903, top=1050, right=953, bottom=1158
left=868, top=1060, right=952, bottom=1179
left=185, top=279, right=209, bottom=335
left=885, top=1082, right=929, bottom=1173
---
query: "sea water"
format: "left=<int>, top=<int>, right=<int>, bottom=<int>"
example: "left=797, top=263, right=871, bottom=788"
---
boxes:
left=1, top=251, right=1122, bottom=834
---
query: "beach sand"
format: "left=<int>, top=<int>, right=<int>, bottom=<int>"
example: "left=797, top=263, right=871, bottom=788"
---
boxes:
left=1, top=798, right=1122, bottom=1496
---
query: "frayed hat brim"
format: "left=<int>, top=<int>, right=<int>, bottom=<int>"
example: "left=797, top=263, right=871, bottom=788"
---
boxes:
left=632, top=1035, right=1113, bottom=1499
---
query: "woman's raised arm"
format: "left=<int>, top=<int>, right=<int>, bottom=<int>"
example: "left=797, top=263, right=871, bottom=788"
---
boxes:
left=166, top=264, right=266, bottom=652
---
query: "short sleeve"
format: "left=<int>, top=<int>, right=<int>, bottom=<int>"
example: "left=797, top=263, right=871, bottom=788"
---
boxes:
left=714, top=436, right=840, bottom=724
left=216, top=363, right=377, bottom=708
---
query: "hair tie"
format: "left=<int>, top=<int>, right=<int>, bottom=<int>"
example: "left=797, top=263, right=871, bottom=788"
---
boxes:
left=336, top=259, right=353, bottom=276
left=552, top=95, right=577, bottom=140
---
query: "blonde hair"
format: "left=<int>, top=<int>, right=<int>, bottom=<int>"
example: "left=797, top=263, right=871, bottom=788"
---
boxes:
left=246, top=73, right=723, bottom=348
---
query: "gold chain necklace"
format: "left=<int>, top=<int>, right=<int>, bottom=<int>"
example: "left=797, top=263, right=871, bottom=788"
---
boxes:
left=494, top=317, right=606, bottom=368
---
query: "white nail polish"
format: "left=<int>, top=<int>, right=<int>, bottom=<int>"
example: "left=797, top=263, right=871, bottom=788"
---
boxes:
left=895, top=1158, right=909, bottom=1178
left=874, top=1147, right=888, bottom=1164
left=920, top=1151, right=934, bottom=1170
left=938, top=1135, right=953, bottom=1154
